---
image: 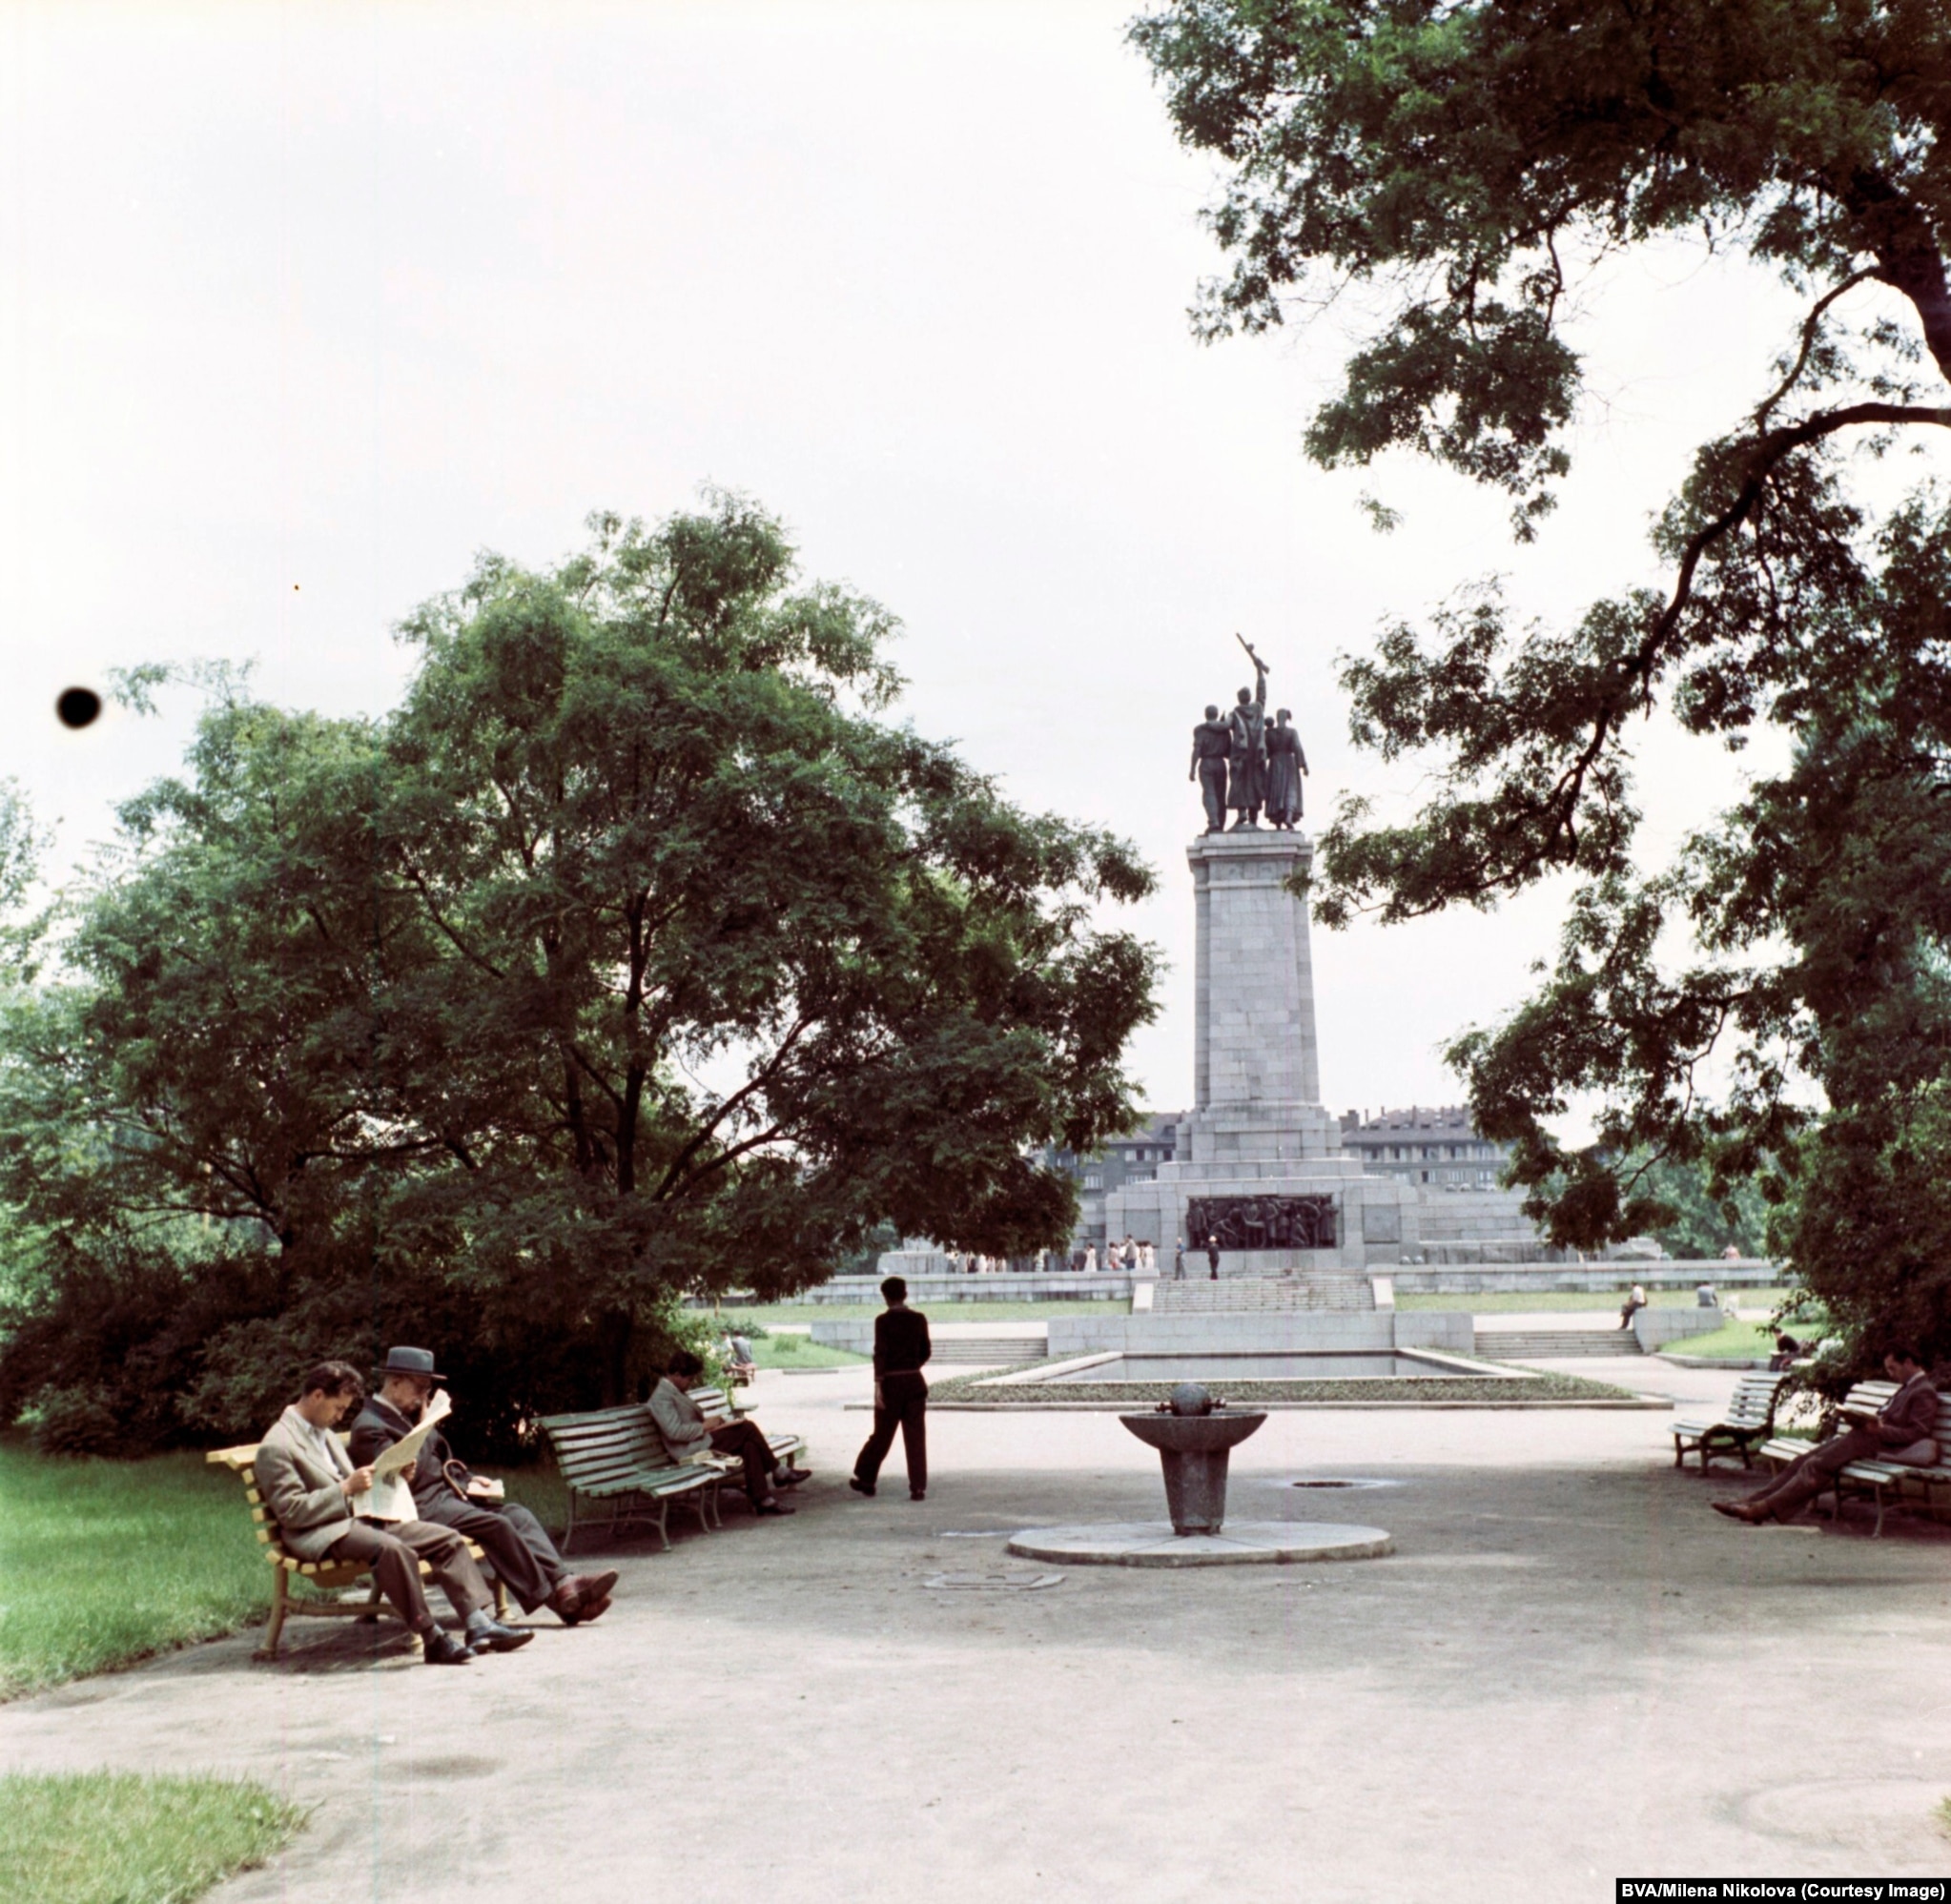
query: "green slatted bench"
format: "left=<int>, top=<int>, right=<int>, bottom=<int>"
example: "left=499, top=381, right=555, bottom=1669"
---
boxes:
left=538, top=1404, right=724, bottom=1553
left=1672, top=1372, right=1790, bottom=1471
left=208, top=1442, right=506, bottom=1660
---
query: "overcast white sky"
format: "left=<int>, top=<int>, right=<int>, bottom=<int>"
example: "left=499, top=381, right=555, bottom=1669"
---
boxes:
left=1, top=0, right=1879, bottom=1118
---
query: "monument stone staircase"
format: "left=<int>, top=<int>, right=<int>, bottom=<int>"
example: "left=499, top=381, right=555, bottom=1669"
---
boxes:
left=1471, top=1326, right=1641, bottom=1359
left=1152, top=1273, right=1374, bottom=1315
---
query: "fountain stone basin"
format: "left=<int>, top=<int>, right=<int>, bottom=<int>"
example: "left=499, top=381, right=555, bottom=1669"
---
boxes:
left=1119, top=1410, right=1266, bottom=1535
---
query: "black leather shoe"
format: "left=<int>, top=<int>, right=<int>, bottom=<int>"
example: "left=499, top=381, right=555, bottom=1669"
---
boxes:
left=755, top=1500, right=796, bottom=1515
left=848, top=1477, right=875, bottom=1496
left=421, top=1628, right=473, bottom=1666
left=775, top=1467, right=811, bottom=1487
left=910, top=1491, right=926, bottom=1502
left=466, top=1616, right=535, bottom=1653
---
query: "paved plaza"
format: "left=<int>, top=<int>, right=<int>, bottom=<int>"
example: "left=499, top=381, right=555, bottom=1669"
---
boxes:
left=7, top=1358, right=1951, bottom=1902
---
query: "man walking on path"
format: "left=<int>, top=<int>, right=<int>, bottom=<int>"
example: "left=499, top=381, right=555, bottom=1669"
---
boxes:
left=851, top=1276, right=932, bottom=1502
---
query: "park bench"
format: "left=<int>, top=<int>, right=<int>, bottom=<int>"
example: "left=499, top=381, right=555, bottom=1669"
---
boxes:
left=1671, top=1372, right=1790, bottom=1471
left=207, top=1442, right=507, bottom=1660
left=1756, top=1380, right=1951, bottom=1536
left=536, top=1404, right=724, bottom=1553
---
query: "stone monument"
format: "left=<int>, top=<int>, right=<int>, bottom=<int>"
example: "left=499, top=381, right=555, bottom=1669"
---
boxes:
left=1106, top=641, right=1420, bottom=1272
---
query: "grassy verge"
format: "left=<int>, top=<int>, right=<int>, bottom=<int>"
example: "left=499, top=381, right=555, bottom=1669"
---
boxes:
left=923, top=1361, right=1641, bottom=1405
left=1395, top=1289, right=1795, bottom=1312
left=0, top=1440, right=272, bottom=1700
left=0, top=1771, right=304, bottom=1904
left=1655, top=1320, right=1782, bottom=1360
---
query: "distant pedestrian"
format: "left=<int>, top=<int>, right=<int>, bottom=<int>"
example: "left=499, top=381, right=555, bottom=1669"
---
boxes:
left=1206, top=1234, right=1221, bottom=1280
left=1174, top=1240, right=1185, bottom=1280
left=1696, top=1280, right=1716, bottom=1309
left=1084, top=1244, right=1098, bottom=1273
left=850, top=1277, right=932, bottom=1503
left=1618, top=1284, right=1647, bottom=1330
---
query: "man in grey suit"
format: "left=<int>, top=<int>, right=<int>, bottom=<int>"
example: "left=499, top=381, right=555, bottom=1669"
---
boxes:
left=253, top=1361, right=527, bottom=1664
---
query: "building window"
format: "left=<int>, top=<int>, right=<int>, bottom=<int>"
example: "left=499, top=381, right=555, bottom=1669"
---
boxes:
left=1083, top=1172, right=1101, bottom=1189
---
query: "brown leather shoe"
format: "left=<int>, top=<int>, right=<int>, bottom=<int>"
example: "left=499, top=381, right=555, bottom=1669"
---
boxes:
left=573, top=1594, right=612, bottom=1624
left=552, top=1570, right=621, bottom=1624
left=1712, top=1500, right=1769, bottom=1523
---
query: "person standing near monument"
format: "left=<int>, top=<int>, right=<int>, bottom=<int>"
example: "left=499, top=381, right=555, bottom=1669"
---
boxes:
left=1226, top=639, right=1270, bottom=829
left=1205, top=1233, right=1221, bottom=1280
left=1188, top=705, right=1232, bottom=833
left=1264, top=709, right=1307, bottom=829
left=850, top=1276, right=932, bottom=1502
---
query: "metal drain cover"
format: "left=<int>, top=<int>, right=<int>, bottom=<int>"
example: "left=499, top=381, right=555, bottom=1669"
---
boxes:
left=922, top=1570, right=1063, bottom=1591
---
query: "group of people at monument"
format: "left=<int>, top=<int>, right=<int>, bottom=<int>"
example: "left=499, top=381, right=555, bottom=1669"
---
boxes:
left=1188, top=638, right=1307, bottom=832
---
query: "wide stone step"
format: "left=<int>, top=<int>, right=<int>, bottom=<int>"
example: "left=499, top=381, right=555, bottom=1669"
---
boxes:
left=1153, top=1274, right=1375, bottom=1315
left=1473, top=1329, right=1641, bottom=1358
left=927, top=1337, right=1046, bottom=1364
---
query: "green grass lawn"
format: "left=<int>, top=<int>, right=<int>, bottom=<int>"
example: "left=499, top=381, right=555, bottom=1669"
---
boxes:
left=0, top=1771, right=304, bottom=1904
left=0, top=1441, right=272, bottom=1700
left=699, top=1299, right=1130, bottom=1324
left=1396, top=1289, right=1795, bottom=1312
left=744, top=1334, right=867, bottom=1369
left=1652, top=1320, right=1783, bottom=1360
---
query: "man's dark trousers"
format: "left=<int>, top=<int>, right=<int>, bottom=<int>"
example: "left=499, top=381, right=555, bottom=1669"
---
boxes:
left=329, top=1520, right=493, bottom=1633
left=710, top=1419, right=780, bottom=1506
left=854, top=1371, right=927, bottom=1494
left=412, top=1492, right=565, bottom=1614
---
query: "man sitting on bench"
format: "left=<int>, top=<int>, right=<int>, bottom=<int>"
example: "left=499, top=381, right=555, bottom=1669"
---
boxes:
left=349, top=1346, right=618, bottom=1628
left=1715, top=1344, right=1940, bottom=1525
left=650, top=1350, right=805, bottom=1516
left=254, top=1361, right=525, bottom=1665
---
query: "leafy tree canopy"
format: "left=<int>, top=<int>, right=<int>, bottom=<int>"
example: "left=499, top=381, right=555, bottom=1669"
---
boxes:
left=0, top=498, right=1157, bottom=1446
left=1138, top=0, right=1951, bottom=1350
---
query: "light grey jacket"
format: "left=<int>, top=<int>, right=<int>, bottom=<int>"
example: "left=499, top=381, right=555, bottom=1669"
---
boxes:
left=253, top=1406, right=359, bottom=1561
left=648, top=1378, right=714, bottom=1464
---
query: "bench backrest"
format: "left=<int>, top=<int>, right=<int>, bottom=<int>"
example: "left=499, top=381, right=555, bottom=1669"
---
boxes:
left=1721, top=1374, right=1788, bottom=1427
left=691, top=1386, right=737, bottom=1424
left=538, top=1404, right=676, bottom=1486
left=206, top=1442, right=291, bottom=1560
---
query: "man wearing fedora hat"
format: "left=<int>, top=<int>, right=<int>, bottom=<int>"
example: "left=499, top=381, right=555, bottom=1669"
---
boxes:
left=349, top=1347, right=618, bottom=1629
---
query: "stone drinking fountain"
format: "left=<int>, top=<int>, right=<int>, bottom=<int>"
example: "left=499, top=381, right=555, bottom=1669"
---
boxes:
left=1006, top=1379, right=1395, bottom=1568
left=1119, top=1382, right=1263, bottom=1536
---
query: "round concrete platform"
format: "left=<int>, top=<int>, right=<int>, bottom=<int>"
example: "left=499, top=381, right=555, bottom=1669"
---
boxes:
left=1005, top=1521, right=1393, bottom=1567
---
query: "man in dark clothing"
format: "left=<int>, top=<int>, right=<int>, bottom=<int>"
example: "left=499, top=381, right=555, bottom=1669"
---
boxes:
left=851, top=1276, right=932, bottom=1501
left=1715, top=1347, right=1941, bottom=1525
left=348, top=1346, right=617, bottom=1625
left=1205, top=1234, right=1221, bottom=1280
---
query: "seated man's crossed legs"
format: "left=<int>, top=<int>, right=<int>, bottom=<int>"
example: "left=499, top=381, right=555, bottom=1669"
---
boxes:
left=418, top=1495, right=617, bottom=1625
left=709, top=1418, right=804, bottom=1514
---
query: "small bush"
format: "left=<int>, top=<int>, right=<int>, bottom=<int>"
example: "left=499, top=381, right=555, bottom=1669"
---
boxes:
left=20, top=1385, right=120, bottom=1457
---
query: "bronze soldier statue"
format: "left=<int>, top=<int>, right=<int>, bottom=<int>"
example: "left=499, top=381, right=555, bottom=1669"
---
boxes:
left=1226, top=636, right=1270, bottom=829
left=1188, top=705, right=1232, bottom=833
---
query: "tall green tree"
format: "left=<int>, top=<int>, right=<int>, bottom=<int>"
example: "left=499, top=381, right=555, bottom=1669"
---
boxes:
left=0, top=499, right=1158, bottom=1445
left=1137, top=0, right=1951, bottom=1346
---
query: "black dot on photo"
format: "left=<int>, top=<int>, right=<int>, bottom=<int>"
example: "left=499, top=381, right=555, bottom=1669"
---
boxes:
left=56, top=687, right=102, bottom=729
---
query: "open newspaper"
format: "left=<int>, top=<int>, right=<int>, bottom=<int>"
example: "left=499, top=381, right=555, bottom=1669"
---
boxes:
left=370, top=1388, right=452, bottom=1478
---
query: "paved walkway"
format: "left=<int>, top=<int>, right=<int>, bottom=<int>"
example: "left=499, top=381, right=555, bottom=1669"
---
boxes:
left=7, top=1363, right=1949, bottom=1903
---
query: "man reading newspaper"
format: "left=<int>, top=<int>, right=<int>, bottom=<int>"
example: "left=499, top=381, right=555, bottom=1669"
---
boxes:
left=1714, top=1345, right=1939, bottom=1525
left=349, top=1346, right=616, bottom=1626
